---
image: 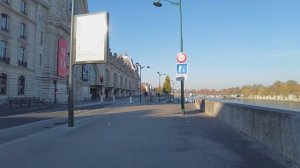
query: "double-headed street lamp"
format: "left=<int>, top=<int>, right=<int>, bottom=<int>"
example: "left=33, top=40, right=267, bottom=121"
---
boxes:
left=153, top=0, right=185, bottom=114
left=157, top=72, right=166, bottom=102
left=136, top=63, right=150, bottom=103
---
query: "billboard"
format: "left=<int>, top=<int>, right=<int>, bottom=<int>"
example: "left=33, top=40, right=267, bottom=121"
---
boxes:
left=74, top=12, right=109, bottom=64
left=57, top=39, right=68, bottom=77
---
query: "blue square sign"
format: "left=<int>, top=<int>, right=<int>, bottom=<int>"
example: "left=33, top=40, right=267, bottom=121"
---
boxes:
left=177, top=64, right=188, bottom=74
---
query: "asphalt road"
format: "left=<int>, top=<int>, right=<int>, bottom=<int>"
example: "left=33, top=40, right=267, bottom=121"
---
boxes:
left=0, top=103, right=296, bottom=168
left=0, top=103, right=112, bottom=130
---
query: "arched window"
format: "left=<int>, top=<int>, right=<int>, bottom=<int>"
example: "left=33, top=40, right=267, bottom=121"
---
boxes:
left=129, top=80, right=131, bottom=89
left=18, top=75, right=25, bottom=95
left=120, top=76, right=123, bottom=88
left=105, top=69, right=110, bottom=86
left=89, top=65, right=96, bottom=83
left=0, top=73, right=7, bottom=95
left=113, top=73, right=117, bottom=88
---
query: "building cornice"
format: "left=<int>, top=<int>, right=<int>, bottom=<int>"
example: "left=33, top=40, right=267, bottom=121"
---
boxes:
left=0, top=2, right=37, bottom=25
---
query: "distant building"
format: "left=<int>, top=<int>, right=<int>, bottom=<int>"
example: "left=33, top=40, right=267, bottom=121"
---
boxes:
left=142, top=83, right=152, bottom=93
left=97, top=52, right=139, bottom=100
left=0, top=0, right=139, bottom=104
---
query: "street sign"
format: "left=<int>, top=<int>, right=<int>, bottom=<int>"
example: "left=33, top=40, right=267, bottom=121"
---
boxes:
left=177, top=64, right=188, bottom=74
left=176, top=76, right=185, bottom=81
left=176, top=52, right=187, bottom=63
left=176, top=63, right=188, bottom=81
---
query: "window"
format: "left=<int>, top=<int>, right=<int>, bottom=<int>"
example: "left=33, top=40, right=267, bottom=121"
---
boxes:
left=0, top=13, right=9, bottom=32
left=39, top=54, right=42, bottom=66
left=0, top=40, right=7, bottom=59
left=18, top=76, right=25, bottom=95
left=0, top=73, right=7, bottom=95
left=20, top=0, right=27, bottom=15
left=19, top=47, right=25, bottom=61
left=89, top=65, right=96, bottom=83
left=18, top=47, right=27, bottom=67
left=20, top=23, right=27, bottom=39
left=40, top=31, right=43, bottom=45
left=0, top=40, right=9, bottom=64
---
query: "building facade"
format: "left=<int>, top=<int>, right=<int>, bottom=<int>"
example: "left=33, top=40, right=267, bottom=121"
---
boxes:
left=0, top=0, right=139, bottom=104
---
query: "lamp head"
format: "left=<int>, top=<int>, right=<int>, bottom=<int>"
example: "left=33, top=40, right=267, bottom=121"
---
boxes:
left=153, top=1, right=162, bottom=7
left=147, top=66, right=150, bottom=69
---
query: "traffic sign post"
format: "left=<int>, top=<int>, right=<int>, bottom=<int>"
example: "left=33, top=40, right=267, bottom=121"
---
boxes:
left=176, top=52, right=188, bottom=115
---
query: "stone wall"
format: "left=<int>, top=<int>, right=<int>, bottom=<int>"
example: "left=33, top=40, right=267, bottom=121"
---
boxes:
left=195, top=99, right=300, bottom=164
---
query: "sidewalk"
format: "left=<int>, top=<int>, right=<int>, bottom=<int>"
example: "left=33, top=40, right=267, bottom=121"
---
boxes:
left=0, top=103, right=295, bottom=168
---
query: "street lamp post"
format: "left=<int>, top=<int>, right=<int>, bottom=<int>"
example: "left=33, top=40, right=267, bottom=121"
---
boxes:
left=157, top=72, right=166, bottom=102
left=153, top=0, right=185, bottom=114
left=136, top=63, right=150, bottom=103
left=67, top=0, right=76, bottom=127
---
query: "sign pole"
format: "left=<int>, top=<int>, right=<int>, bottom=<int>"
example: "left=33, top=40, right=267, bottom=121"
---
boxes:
left=68, top=0, right=75, bottom=127
left=179, top=0, right=185, bottom=115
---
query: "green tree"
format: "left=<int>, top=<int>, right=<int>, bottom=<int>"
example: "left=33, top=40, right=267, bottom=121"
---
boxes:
left=163, top=75, right=172, bottom=94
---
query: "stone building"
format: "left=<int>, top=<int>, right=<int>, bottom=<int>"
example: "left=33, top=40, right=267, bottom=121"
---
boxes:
left=0, top=0, right=139, bottom=104
left=96, top=52, right=139, bottom=100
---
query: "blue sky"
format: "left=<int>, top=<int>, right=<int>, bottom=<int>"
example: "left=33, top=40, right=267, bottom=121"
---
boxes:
left=87, top=0, right=300, bottom=90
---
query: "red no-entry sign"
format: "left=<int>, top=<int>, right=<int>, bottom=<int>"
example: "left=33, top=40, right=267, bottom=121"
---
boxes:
left=176, top=52, right=187, bottom=63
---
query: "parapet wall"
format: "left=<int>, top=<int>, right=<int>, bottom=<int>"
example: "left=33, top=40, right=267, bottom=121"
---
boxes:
left=195, top=99, right=300, bottom=164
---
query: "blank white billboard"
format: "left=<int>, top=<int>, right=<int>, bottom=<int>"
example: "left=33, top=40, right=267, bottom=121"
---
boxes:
left=74, top=12, right=109, bottom=64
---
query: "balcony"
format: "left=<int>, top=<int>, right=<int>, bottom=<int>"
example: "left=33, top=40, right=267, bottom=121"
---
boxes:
left=1, top=0, right=10, bottom=5
left=21, top=11, right=27, bottom=16
left=18, top=60, right=27, bottom=68
left=20, top=35, right=27, bottom=40
left=0, top=56, right=10, bottom=64
left=0, top=27, right=9, bottom=33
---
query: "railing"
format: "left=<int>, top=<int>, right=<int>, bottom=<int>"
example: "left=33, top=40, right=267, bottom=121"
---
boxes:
left=1, top=0, right=10, bottom=5
left=8, top=97, right=49, bottom=108
left=18, top=60, right=27, bottom=67
left=0, top=27, right=9, bottom=33
left=0, top=56, right=10, bottom=64
left=20, top=35, right=27, bottom=40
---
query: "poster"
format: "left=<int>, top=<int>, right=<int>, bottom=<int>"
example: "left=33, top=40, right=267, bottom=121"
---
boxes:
left=82, top=64, right=89, bottom=81
left=57, top=39, right=68, bottom=77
